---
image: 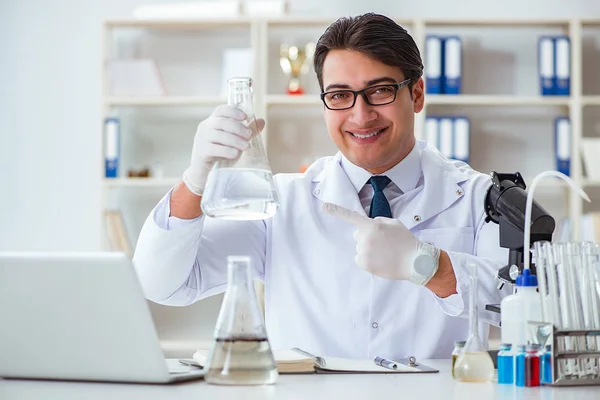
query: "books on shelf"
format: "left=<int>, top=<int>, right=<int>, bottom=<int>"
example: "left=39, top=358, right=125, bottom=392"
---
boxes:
left=191, top=348, right=434, bottom=374
left=538, top=36, right=571, bottom=96
left=425, top=116, right=470, bottom=164
left=425, top=35, right=462, bottom=95
left=555, top=117, right=571, bottom=177
left=104, top=118, right=120, bottom=178
left=104, top=210, right=133, bottom=258
left=581, top=137, right=600, bottom=181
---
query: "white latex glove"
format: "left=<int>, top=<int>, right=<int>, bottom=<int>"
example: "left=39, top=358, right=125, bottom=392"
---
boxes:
left=322, top=202, right=440, bottom=284
left=182, top=105, right=265, bottom=196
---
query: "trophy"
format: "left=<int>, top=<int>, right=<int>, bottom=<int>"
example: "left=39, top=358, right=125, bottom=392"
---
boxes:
left=279, top=42, right=316, bottom=95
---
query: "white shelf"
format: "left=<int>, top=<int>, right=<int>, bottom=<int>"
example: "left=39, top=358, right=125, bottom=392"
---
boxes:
left=104, top=17, right=572, bottom=29
left=266, top=16, right=414, bottom=26
left=266, top=95, right=322, bottom=106
left=103, top=178, right=180, bottom=188
left=105, top=96, right=226, bottom=107
left=426, top=95, right=571, bottom=107
left=100, top=16, right=599, bottom=245
left=582, top=96, right=600, bottom=106
left=582, top=179, right=600, bottom=187
left=265, top=17, right=339, bottom=26
left=423, top=18, right=571, bottom=27
left=105, top=18, right=253, bottom=29
left=581, top=18, right=600, bottom=27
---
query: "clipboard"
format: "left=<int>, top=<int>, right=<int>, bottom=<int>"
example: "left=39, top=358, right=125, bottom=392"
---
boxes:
left=185, top=348, right=439, bottom=374
left=292, top=348, right=439, bottom=374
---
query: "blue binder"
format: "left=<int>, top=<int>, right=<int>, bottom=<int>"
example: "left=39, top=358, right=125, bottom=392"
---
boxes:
left=425, top=36, right=443, bottom=94
left=104, top=118, right=120, bottom=178
left=538, top=36, right=555, bottom=96
left=555, top=36, right=571, bottom=96
left=453, top=116, right=470, bottom=164
left=554, top=117, right=571, bottom=176
left=442, top=36, right=462, bottom=95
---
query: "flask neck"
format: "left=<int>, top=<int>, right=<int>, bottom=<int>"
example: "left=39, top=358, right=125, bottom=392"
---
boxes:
left=227, top=258, right=252, bottom=289
left=227, top=78, right=253, bottom=111
left=468, top=271, right=479, bottom=339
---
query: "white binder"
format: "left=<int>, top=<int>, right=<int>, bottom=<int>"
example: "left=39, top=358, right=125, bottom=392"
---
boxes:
left=555, top=117, right=571, bottom=176
left=425, top=117, right=440, bottom=149
left=555, top=36, right=570, bottom=96
left=453, top=117, right=470, bottom=164
left=104, top=118, right=120, bottom=178
left=442, top=37, right=462, bottom=94
left=425, top=36, right=442, bottom=94
left=439, top=117, right=454, bottom=159
left=538, top=36, right=555, bottom=95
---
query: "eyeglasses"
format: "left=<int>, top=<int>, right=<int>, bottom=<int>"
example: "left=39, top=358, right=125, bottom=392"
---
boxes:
left=320, top=78, right=411, bottom=110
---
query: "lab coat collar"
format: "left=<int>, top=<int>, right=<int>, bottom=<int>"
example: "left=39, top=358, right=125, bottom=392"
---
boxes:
left=312, top=141, right=470, bottom=229
left=312, top=153, right=368, bottom=217
left=339, top=142, right=422, bottom=194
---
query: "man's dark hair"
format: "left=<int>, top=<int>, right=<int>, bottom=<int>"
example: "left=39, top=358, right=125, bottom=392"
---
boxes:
left=313, top=13, right=424, bottom=93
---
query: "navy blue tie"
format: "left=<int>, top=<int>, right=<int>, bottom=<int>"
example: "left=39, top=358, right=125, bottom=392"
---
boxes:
left=368, top=176, right=392, bottom=218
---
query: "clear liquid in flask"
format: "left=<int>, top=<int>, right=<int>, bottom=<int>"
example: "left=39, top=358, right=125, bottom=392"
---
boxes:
left=204, top=337, right=278, bottom=385
left=200, top=167, right=279, bottom=220
left=454, top=264, right=495, bottom=382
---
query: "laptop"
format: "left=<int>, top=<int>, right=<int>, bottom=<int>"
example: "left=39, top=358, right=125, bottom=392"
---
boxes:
left=0, top=251, right=205, bottom=384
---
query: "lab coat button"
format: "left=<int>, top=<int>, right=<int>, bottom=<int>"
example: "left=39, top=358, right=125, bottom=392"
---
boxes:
left=413, top=215, right=421, bottom=222
left=314, top=189, right=320, bottom=195
left=371, top=322, right=379, bottom=329
left=456, top=189, right=463, bottom=196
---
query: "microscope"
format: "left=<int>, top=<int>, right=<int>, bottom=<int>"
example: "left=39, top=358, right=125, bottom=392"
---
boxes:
left=483, top=172, right=556, bottom=314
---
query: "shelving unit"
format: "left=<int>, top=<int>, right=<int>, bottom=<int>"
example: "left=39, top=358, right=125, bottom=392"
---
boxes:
left=101, top=17, right=599, bottom=248
left=103, top=177, right=181, bottom=188
left=105, top=96, right=227, bottom=107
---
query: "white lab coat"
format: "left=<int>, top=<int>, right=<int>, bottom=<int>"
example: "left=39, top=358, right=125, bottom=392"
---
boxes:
left=133, top=141, right=511, bottom=360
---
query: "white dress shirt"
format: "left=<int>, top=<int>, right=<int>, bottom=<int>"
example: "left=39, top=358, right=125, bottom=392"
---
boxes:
left=133, top=141, right=511, bottom=360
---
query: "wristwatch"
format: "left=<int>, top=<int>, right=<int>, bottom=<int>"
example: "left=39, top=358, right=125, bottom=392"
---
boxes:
left=410, top=241, right=440, bottom=286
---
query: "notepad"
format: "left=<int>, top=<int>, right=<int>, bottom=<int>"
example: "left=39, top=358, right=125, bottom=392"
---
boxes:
left=191, top=348, right=437, bottom=374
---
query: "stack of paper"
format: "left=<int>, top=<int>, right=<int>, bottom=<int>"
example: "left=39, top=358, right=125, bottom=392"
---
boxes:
left=193, top=348, right=316, bottom=373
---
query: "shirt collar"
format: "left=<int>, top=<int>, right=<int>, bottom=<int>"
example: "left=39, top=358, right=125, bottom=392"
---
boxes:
left=340, top=143, right=422, bottom=193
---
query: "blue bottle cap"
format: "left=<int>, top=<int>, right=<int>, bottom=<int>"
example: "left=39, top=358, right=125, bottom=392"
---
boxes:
left=499, top=343, right=512, bottom=350
left=516, top=269, right=538, bottom=287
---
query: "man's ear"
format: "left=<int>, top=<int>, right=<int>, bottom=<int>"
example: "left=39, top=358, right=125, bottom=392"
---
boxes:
left=412, top=77, right=425, bottom=114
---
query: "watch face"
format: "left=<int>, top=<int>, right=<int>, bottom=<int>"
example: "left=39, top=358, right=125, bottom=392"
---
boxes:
left=414, top=254, right=436, bottom=276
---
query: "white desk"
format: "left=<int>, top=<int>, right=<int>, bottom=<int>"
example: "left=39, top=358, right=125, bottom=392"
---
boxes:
left=1, top=359, right=598, bottom=400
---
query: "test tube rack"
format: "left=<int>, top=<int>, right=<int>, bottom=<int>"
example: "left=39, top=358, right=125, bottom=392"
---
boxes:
left=529, top=322, right=600, bottom=387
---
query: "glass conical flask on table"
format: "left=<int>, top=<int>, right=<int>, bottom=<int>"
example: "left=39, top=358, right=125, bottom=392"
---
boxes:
left=454, top=264, right=495, bottom=382
left=204, top=256, right=278, bottom=385
left=200, top=77, right=279, bottom=220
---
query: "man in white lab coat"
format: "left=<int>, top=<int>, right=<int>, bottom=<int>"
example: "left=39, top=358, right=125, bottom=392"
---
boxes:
left=133, top=13, right=511, bottom=360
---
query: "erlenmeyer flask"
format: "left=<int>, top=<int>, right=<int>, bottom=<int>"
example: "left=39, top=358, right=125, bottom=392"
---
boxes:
left=454, top=264, right=495, bottom=382
left=204, top=256, right=278, bottom=385
left=201, top=77, right=280, bottom=220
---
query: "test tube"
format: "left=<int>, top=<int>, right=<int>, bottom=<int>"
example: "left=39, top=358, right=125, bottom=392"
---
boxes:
left=515, top=344, right=526, bottom=387
left=525, top=344, right=541, bottom=387
left=534, top=241, right=550, bottom=322
left=497, top=343, right=514, bottom=384
left=541, top=344, right=553, bottom=385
